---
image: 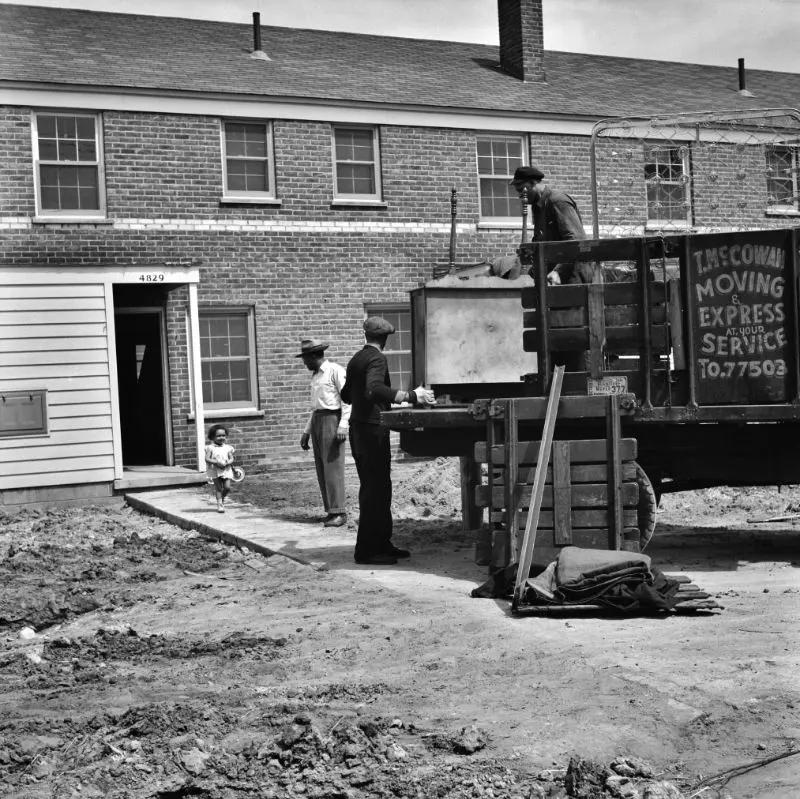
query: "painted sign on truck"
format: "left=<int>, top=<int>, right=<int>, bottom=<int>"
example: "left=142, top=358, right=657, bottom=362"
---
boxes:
left=688, top=229, right=792, bottom=404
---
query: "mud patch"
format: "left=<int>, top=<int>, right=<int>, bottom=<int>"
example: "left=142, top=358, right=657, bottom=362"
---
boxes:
left=0, top=506, right=229, bottom=632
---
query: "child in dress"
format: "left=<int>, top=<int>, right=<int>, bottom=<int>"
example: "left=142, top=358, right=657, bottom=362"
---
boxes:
left=205, top=424, right=235, bottom=512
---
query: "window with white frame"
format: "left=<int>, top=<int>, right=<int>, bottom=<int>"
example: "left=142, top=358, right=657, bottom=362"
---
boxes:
left=32, top=112, right=105, bottom=217
left=476, top=134, right=526, bottom=221
left=221, top=121, right=275, bottom=199
left=765, top=145, right=799, bottom=211
left=333, top=126, right=381, bottom=200
left=644, top=143, right=692, bottom=223
left=366, top=306, right=412, bottom=390
left=199, top=308, right=258, bottom=409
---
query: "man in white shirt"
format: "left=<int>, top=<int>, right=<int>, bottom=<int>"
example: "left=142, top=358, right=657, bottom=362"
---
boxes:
left=297, top=338, right=351, bottom=527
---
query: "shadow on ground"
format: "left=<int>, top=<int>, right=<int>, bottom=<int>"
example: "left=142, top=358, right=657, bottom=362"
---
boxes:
left=648, top=523, right=800, bottom=570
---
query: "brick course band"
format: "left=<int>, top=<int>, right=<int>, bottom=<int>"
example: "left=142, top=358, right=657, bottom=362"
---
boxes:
left=1, top=218, right=479, bottom=234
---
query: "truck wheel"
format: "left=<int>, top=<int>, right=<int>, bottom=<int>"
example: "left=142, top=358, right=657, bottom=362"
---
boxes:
left=636, top=462, right=657, bottom=550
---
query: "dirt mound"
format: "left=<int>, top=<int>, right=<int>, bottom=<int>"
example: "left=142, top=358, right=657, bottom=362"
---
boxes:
left=0, top=693, right=681, bottom=799
left=660, top=484, right=800, bottom=525
left=392, top=457, right=462, bottom=518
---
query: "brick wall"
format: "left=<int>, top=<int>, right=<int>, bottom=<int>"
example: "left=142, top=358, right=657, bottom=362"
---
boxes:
left=2, top=105, right=798, bottom=469
left=0, top=108, right=35, bottom=217
left=692, top=142, right=771, bottom=227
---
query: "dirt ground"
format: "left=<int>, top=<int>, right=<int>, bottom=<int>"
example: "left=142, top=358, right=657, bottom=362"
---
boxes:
left=1, top=458, right=799, bottom=799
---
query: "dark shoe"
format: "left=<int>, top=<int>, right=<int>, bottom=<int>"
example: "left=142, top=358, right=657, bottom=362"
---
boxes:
left=324, top=514, right=347, bottom=528
left=388, top=546, right=410, bottom=559
left=354, top=553, right=398, bottom=565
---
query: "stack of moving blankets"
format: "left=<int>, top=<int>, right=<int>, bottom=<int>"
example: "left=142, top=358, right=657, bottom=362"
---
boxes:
left=522, top=546, right=681, bottom=611
left=472, top=546, right=686, bottom=612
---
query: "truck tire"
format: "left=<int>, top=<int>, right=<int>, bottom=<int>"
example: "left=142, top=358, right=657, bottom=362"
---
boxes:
left=636, top=462, right=657, bottom=550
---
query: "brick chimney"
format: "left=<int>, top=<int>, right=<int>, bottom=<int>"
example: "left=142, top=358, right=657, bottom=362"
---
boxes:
left=498, top=0, right=545, bottom=82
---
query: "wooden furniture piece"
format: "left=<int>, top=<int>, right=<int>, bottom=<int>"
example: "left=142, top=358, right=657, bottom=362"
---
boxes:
left=473, top=393, right=639, bottom=572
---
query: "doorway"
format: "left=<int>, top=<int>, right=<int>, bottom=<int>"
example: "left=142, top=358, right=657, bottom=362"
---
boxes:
left=114, top=309, right=170, bottom=465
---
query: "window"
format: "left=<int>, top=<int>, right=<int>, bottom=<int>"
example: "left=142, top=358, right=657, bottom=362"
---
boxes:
left=221, top=121, right=275, bottom=200
left=333, top=126, right=381, bottom=201
left=367, top=306, right=411, bottom=390
left=199, top=308, right=258, bottom=409
left=32, top=112, right=105, bottom=218
left=765, top=145, right=799, bottom=211
left=644, top=143, right=691, bottom=223
left=476, top=134, right=525, bottom=221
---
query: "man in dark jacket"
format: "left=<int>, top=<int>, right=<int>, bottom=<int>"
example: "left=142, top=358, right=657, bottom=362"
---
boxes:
left=510, top=165, right=591, bottom=285
left=341, top=316, right=435, bottom=565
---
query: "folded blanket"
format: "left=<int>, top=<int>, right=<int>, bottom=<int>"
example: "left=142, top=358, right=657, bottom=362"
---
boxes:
left=556, top=546, right=651, bottom=586
left=555, top=546, right=652, bottom=604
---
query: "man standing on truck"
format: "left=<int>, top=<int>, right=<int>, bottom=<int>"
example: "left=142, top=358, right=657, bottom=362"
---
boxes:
left=510, top=165, right=592, bottom=284
left=341, top=317, right=435, bottom=566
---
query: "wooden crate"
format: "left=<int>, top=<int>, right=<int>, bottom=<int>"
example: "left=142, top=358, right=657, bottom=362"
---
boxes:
left=474, top=436, right=639, bottom=570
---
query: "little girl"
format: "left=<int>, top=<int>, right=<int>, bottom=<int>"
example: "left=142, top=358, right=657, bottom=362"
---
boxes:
left=205, top=424, right=235, bottom=512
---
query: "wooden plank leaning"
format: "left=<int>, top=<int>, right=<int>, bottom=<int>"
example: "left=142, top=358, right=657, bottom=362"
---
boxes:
left=512, top=365, right=565, bottom=610
left=606, top=394, right=624, bottom=551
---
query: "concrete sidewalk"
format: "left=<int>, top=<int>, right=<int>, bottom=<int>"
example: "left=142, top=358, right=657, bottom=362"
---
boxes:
left=124, top=485, right=487, bottom=603
left=125, top=485, right=356, bottom=570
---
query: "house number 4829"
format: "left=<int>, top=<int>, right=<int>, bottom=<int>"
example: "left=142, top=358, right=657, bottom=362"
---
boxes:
left=138, top=274, right=165, bottom=282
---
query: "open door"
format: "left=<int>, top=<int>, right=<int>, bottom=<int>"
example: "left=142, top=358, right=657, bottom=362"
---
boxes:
left=114, top=311, right=169, bottom=465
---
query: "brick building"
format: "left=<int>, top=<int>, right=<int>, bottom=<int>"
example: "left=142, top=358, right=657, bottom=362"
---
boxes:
left=2, top=1, right=800, bottom=503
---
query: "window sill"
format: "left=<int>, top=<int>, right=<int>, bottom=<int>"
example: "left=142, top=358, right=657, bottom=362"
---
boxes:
left=32, top=216, right=112, bottom=225
left=645, top=220, right=691, bottom=231
left=219, top=197, right=282, bottom=206
left=765, top=208, right=800, bottom=217
left=330, top=199, right=388, bottom=209
left=476, top=220, right=522, bottom=230
left=187, top=408, right=265, bottom=422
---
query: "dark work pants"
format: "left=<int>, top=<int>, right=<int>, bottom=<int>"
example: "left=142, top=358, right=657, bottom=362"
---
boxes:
left=310, top=409, right=346, bottom=515
left=349, top=421, right=393, bottom=558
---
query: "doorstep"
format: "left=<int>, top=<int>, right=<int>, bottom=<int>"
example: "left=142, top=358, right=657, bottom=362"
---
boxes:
left=114, top=465, right=208, bottom=491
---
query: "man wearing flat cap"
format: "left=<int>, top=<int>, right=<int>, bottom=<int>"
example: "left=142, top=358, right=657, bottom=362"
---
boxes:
left=297, top=338, right=351, bottom=528
left=341, top=317, right=436, bottom=565
left=510, top=165, right=590, bottom=285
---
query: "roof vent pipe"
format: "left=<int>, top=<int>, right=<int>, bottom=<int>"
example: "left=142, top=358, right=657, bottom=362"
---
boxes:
left=250, top=12, right=270, bottom=61
left=738, top=57, right=753, bottom=96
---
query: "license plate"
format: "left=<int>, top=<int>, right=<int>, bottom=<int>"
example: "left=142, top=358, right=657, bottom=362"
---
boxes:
left=587, top=375, right=628, bottom=396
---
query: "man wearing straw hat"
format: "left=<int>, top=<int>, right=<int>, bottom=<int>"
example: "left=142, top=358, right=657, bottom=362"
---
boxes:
left=297, top=338, right=351, bottom=528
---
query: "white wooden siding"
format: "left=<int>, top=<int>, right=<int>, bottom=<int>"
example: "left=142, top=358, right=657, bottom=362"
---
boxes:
left=0, top=283, right=115, bottom=489
left=2, top=349, right=109, bottom=366
left=49, top=403, right=111, bottom=418
left=0, top=337, right=107, bottom=353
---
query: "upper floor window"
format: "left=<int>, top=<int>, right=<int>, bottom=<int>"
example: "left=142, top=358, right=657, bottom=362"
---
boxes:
left=333, top=126, right=382, bottom=201
left=476, top=134, right=526, bottom=222
left=644, top=143, right=691, bottom=224
left=221, top=121, right=275, bottom=200
left=765, top=145, right=798, bottom=211
left=32, top=112, right=105, bottom=219
left=199, top=307, right=258, bottom=410
left=366, top=305, right=411, bottom=390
